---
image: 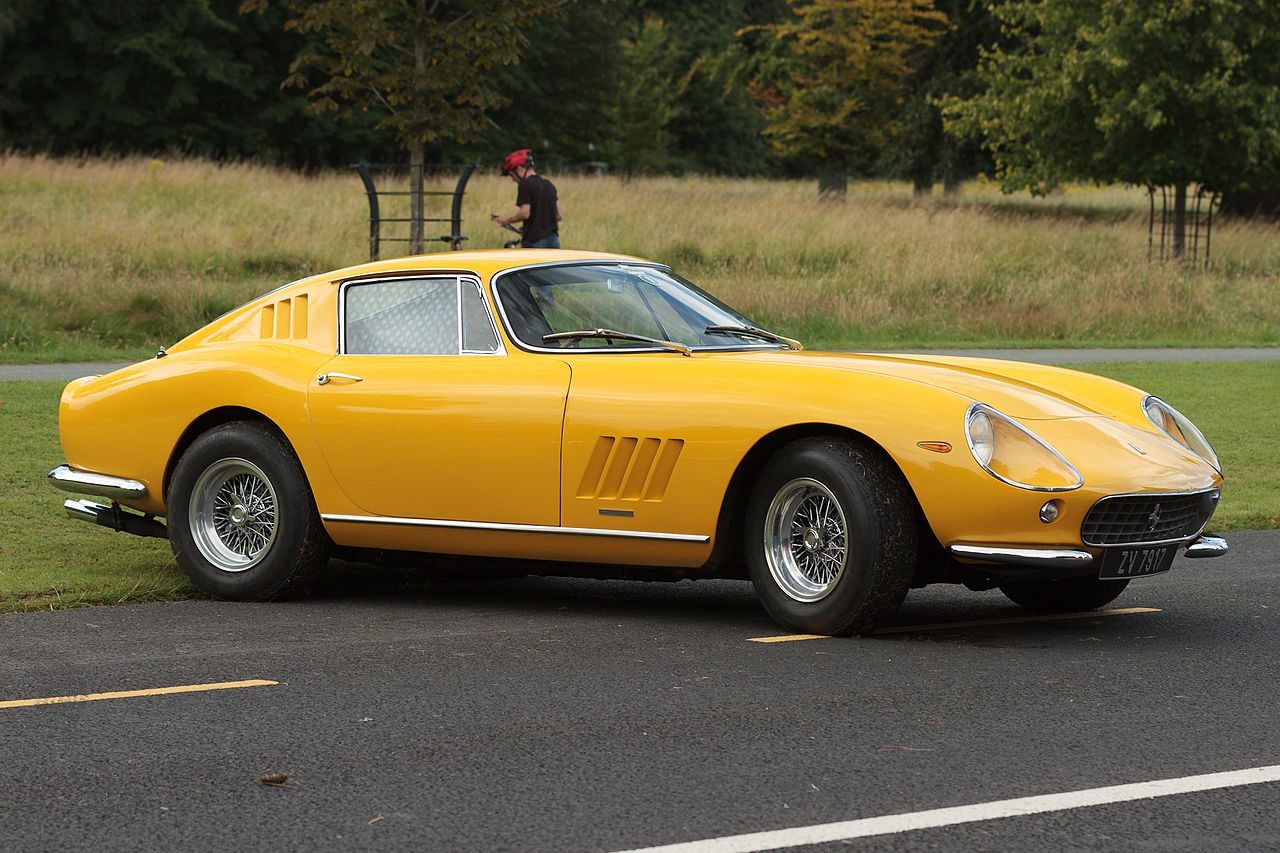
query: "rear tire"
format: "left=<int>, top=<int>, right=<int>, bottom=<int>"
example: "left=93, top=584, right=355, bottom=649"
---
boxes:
left=746, top=438, right=916, bottom=636
left=168, top=421, right=329, bottom=600
left=999, top=575, right=1129, bottom=612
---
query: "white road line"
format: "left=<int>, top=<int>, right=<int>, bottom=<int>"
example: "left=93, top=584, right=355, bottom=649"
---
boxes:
left=610, top=764, right=1280, bottom=853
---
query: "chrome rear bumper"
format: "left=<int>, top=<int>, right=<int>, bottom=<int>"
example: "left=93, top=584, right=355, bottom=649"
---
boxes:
left=50, top=465, right=166, bottom=539
left=48, top=464, right=147, bottom=500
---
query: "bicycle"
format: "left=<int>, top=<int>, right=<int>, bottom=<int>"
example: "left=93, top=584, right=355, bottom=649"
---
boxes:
left=491, top=214, right=523, bottom=249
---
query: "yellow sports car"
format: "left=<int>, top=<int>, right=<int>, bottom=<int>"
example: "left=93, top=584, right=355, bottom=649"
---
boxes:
left=49, top=250, right=1226, bottom=635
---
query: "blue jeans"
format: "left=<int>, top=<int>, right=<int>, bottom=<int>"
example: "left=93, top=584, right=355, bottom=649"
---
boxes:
left=522, top=234, right=560, bottom=249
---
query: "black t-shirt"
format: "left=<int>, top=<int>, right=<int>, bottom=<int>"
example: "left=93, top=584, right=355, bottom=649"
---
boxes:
left=515, top=174, right=559, bottom=243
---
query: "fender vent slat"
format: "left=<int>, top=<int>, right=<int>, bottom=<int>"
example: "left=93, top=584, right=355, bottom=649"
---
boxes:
left=576, top=437, right=685, bottom=503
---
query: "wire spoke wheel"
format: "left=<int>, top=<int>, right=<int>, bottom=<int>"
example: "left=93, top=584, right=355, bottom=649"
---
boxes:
left=746, top=438, right=916, bottom=636
left=170, top=422, right=328, bottom=600
left=763, top=477, right=850, bottom=602
left=189, top=457, right=278, bottom=572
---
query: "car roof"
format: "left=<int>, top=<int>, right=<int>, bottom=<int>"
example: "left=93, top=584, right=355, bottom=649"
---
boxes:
left=322, top=249, right=656, bottom=283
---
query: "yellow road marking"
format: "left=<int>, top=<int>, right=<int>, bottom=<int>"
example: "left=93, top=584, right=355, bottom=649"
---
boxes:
left=748, top=634, right=829, bottom=644
left=0, top=679, right=278, bottom=710
left=748, top=607, right=1162, bottom=643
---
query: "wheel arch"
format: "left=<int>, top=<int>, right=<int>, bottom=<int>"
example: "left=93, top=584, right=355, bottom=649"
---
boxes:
left=706, top=422, right=936, bottom=578
left=163, top=407, right=290, bottom=504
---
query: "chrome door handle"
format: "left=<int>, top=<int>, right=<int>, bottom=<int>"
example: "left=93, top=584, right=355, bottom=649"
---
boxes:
left=316, top=372, right=363, bottom=385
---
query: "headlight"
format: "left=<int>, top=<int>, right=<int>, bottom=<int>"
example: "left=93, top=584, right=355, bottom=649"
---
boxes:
left=1143, top=396, right=1220, bottom=471
left=964, top=403, right=1083, bottom=491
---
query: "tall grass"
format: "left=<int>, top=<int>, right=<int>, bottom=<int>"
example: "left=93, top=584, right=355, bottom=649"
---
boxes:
left=3, top=152, right=1279, bottom=360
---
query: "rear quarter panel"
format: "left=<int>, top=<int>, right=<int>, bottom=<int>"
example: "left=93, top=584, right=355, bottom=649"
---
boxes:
left=58, top=277, right=346, bottom=518
left=58, top=344, right=338, bottom=517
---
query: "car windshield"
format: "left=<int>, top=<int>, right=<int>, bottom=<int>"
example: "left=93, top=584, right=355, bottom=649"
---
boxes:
left=494, top=263, right=784, bottom=351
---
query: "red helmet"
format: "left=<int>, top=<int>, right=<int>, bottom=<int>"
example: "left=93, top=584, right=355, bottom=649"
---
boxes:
left=502, top=149, right=533, bottom=175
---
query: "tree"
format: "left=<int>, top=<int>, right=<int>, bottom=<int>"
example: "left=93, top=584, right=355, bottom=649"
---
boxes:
left=623, top=0, right=786, bottom=176
left=434, top=0, right=783, bottom=177
left=0, top=0, right=386, bottom=165
left=607, top=17, right=681, bottom=176
left=944, top=0, right=1280, bottom=256
left=476, top=0, right=630, bottom=171
left=742, top=0, right=947, bottom=178
left=877, top=0, right=999, bottom=194
left=248, top=0, right=562, bottom=251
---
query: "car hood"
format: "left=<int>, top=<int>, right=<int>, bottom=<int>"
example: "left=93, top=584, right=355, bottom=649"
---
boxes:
left=723, top=350, right=1144, bottom=421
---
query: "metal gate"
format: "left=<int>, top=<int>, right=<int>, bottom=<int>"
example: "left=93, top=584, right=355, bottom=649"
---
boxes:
left=353, top=163, right=477, bottom=260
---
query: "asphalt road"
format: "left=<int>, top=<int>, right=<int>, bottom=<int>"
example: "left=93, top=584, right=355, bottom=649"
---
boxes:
left=3, top=531, right=1277, bottom=851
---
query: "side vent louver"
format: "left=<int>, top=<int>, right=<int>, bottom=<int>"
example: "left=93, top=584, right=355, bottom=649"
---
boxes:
left=576, top=436, right=684, bottom=502
left=259, top=294, right=309, bottom=340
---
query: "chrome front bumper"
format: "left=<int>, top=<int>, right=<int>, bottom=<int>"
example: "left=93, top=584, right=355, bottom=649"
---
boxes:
left=949, top=534, right=1229, bottom=569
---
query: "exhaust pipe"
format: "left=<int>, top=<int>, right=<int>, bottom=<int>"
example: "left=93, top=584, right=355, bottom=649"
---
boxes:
left=64, top=499, right=168, bottom=540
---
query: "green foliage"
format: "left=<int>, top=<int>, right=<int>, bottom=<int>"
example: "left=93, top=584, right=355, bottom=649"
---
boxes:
left=878, top=0, right=999, bottom=191
left=473, top=0, right=780, bottom=176
left=626, top=0, right=783, bottom=176
left=261, top=0, right=564, bottom=150
left=743, top=0, right=948, bottom=170
left=0, top=0, right=960, bottom=178
left=0, top=0, right=391, bottom=165
left=474, top=1, right=630, bottom=168
left=944, top=0, right=1280, bottom=193
left=606, top=17, right=680, bottom=175
left=7, top=0, right=1280, bottom=189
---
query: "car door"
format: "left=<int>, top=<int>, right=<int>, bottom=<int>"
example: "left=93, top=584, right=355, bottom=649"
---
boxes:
left=307, top=274, right=569, bottom=526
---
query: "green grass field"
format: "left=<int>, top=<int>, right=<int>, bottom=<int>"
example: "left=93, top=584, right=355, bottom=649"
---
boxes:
left=0, top=381, right=189, bottom=612
left=3, top=153, right=1280, bottom=361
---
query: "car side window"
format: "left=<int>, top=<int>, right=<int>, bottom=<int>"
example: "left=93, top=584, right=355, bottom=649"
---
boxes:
left=343, top=276, right=501, bottom=357
left=345, top=278, right=459, bottom=355
left=460, top=280, right=500, bottom=353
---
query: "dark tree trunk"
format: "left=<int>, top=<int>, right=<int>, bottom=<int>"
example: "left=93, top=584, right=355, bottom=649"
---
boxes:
left=408, top=4, right=427, bottom=255
left=1171, top=183, right=1187, bottom=260
left=409, top=141, right=424, bottom=255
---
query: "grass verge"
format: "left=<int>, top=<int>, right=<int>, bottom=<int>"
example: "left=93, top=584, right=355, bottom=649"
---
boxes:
left=3, top=154, right=1279, bottom=361
left=2, top=362, right=1273, bottom=614
left=0, top=381, right=192, bottom=612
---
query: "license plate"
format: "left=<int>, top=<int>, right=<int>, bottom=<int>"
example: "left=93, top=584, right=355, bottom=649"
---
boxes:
left=1099, top=544, right=1178, bottom=580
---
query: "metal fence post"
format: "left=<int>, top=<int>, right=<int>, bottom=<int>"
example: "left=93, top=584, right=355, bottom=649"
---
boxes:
left=447, top=165, right=477, bottom=251
left=354, top=164, right=381, bottom=262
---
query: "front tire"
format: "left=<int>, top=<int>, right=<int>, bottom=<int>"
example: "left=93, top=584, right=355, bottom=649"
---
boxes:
left=168, top=421, right=329, bottom=600
left=999, top=575, right=1129, bottom=612
left=746, top=438, right=917, bottom=636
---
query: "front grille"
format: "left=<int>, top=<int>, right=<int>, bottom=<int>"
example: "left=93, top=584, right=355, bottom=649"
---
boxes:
left=1082, top=489, right=1219, bottom=546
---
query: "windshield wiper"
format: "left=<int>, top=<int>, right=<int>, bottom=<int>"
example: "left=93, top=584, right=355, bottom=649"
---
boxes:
left=542, top=328, right=693, bottom=357
left=704, top=325, right=802, bottom=350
